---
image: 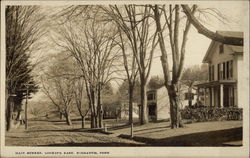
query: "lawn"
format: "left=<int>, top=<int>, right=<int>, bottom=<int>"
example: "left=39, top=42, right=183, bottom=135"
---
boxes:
left=117, top=121, right=242, bottom=146
left=5, top=117, right=242, bottom=146
left=5, top=118, right=145, bottom=146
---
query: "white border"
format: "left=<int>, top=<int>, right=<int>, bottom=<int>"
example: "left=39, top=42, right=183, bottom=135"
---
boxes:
left=1, top=1, right=249, bottom=158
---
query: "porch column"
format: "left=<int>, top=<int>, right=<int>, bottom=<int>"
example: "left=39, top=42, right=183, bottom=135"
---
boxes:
left=211, top=87, right=214, bottom=107
left=204, top=88, right=206, bottom=106
left=234, top=85, right=237, bottom=107
left=220, top=84, right=224, bottom=107
left=197, top=87, right=200, bottom=106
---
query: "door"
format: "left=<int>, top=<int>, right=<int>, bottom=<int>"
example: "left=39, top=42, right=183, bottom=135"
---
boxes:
left=223, top=86, right=229, bottom=107
left=148, top=103, right=156, bottom=121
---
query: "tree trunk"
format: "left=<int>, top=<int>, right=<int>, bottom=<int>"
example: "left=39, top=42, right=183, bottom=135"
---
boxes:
left=91, top=113, right=95, bottom=128
left=65, top=113, right=72, bottom=126
left=128, top=85, right=134, bottom=124
left=98, top=105, right=103, bottom=128
left=90, top=89, right=97, bottom=128
left=16, top=110, right=21, bottom=121
left=60, top=112, right=63, bottom=120
left=167, top=84, right=182, bottom=128
left=188, top=100, right=192, bottom=107
left=81, top=116, right=85, bottom=129
left=97, top=88, right=103, bottom=128
left=6, top=97, right=14, bottom=131
left=140, top=82, right=148, bottom=125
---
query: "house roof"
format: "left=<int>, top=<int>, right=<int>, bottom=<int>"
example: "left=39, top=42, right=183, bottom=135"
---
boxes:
left=202, top=31, right=244, bottom=63
left=217, top=31, right=243, bottom=38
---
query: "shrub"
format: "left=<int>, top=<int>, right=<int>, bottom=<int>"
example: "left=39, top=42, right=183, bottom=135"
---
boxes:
left=180, top=106, right=243, bottom=122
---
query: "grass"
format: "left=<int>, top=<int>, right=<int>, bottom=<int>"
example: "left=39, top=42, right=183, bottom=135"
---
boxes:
left=5, top=117, right=242, bottom=146
left=119, top=122, right=242, bottom=146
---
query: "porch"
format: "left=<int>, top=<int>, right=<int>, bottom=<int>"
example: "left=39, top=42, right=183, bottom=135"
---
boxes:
left=196, top=80, right=237, bottom=107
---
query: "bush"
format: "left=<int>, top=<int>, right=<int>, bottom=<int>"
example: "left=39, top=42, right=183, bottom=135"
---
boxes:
left=180, top=106, right=243, bottom=122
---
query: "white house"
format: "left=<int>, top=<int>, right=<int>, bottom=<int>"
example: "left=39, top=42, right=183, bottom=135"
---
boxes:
left=146, top=85, right=194, bottom=121
left=119, top=102, right=139, bottom=119
left=196, top=31, right=243, bottom=108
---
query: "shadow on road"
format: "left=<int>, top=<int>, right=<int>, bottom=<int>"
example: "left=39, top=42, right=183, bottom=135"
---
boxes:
left=119, top=127, right=242, bottom=146
left=39, top=142, right=148, bottom=147
left=27, top=128, right=110, bottom=134
left=134, top=125, right=170, bottom=133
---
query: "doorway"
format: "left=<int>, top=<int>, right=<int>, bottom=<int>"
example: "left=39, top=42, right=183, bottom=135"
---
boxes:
left=148, top=103, right=156, bottom=121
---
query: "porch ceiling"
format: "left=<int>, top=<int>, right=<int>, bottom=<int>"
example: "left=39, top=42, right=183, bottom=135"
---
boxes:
left=195, top=80, right=237, bottom=88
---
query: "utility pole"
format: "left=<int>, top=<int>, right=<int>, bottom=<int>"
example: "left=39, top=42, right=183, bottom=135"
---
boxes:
left=23, top=83, right=34, bottom=130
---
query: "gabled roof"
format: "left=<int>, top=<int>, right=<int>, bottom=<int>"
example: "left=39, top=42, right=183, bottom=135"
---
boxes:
left=217, top=31, right=243, bottom=38
left=202, top=31, right=243, bottom=63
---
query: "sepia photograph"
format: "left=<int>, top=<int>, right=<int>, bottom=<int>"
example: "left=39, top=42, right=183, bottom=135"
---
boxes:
left=1, top=0, right=249, bottom=157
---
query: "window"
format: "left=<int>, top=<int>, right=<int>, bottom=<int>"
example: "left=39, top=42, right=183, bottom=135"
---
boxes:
left=208, top=65, right=214, bottom=81
left=209, top=65, right=214, bottom=81
left=218, top=61, right=233, bottom=80
left=219, top=44, right=224, bottom=54
left=229, top=87, right=234, bottom=107
left=211, top=65, right=214, bottom=81
left=217, top=64, right=220, bottom=80
left=223, top=62, right=226, bottom=79
left=209, top=66, right=211, bottom=81
left=226, top=61, right=229, bottom=79
left=229, top=60, right=233, bottom=78
left=147, top=93, right=155, bottom=101
left=219, top=63, right=223, bottom=80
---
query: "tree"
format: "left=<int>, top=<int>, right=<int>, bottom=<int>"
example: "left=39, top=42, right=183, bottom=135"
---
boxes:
left=148, top=76, right=165, bottom=90
left=181, top=64, right=208, bottom=106
left=5, top=6, right=44, bottom=131
left=116, top=26, right=139, bottom=124
left=102, top=5, right=158, bottom=125
left=151, top=4, right=197, bottom=128
left=41, top=56, right=75, bottom=125
left=72, top=77, right=89, bottom=129
left=53, top=9, right=121, bottom=128
left=181, top=5, right=243, bottom=46
left=181, top=64, right=208, bottom=87
left=28, top=100, right=50, bottom=118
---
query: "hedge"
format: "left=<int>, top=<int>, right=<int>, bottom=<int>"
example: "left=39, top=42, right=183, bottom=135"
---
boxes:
left=180, top=107, right=243, bottom=122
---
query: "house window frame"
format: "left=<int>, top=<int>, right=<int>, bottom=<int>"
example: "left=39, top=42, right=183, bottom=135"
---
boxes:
left=219, top=63, right=223, bottom=80
left=211, top=65, right=214, bottom=81
left=219, top=44, right=224, bottom=54
left=229, top=60, right=233, bottom=78
left=223, top=62, right=226, bottom=79
left=217, top=64, right=220, bottom=80
left=147, top=92, right=155, bottom=101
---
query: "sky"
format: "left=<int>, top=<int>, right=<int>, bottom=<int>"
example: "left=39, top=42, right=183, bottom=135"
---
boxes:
left=11, top=1, right=247, bottom=102
left=150, top=1, right=247, bottom=77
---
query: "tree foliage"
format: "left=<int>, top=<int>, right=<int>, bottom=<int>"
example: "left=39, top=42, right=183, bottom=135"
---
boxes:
left=181, top=64, right=208, bottom=88
left=41, top=55, right=76, bottom=125
left=148, top=76, right=165, bottom=90
left=5, top=6, right=44, bottom=131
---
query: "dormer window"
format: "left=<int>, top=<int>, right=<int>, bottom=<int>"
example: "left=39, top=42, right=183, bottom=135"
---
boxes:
left=219, top=44, right=224, bottom=54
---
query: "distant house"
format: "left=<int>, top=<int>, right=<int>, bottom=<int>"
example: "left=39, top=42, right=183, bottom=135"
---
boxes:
left=103, top=100, right=139, bottom=120
left=196, top=31, right=243, bottom=108
left=119, top=102, right=139, bottom=119
left=145, top=85, right=194, bottom=121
